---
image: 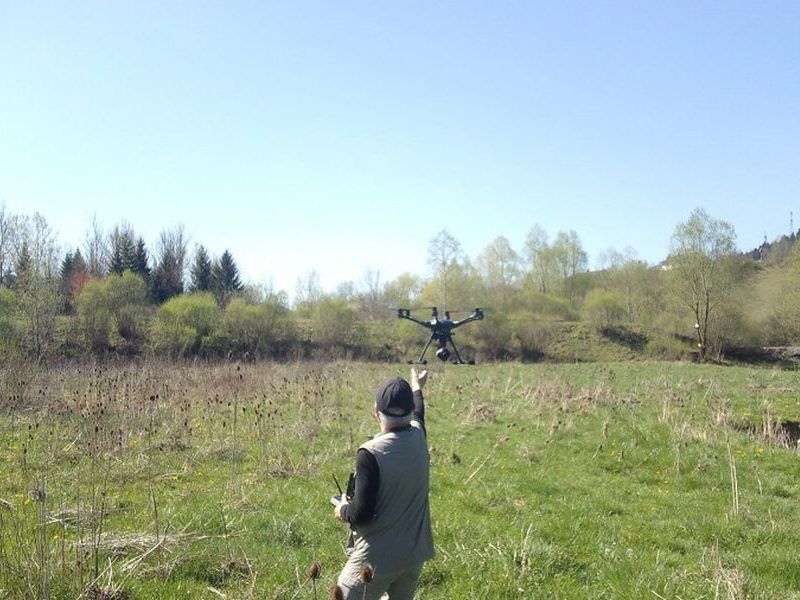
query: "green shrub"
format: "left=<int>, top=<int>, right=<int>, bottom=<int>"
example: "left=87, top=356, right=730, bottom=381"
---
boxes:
left=152, top=292, right=220, bottom=357
left=218, top=297, right=295, bottom=359
left=0, top=287, right=20, bottom=356
left=471, top=311, right=515, bottom=360
left=508, top=311, right=558, bottom=361
left=713, top=304, right=762, bottom=352
left=309, top=298, right=364, bottom=358
left=75, top=277, right=108, bottom=352
left=644, top=334, right=692, bottom=360
left=76, top=272, right=150, bottom=354
left=514, top=289, right=578, bottom=321
left=582, top=289, right=626, bottom=328
left=359, top=320, right=405, bottom=362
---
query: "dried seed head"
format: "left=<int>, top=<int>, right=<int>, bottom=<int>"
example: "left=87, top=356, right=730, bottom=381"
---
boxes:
left=308, top=561, right=321, bottom=579
left=359, top=562, right=374, bottom=584
left=329, top=585, right=344, bottom=600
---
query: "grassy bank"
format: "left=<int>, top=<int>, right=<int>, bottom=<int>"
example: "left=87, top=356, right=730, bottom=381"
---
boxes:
left=1, top=361, right=799, bottom=598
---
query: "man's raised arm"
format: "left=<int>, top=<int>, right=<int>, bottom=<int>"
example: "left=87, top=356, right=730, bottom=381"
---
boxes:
left=410, top=368, right=428, bottom=434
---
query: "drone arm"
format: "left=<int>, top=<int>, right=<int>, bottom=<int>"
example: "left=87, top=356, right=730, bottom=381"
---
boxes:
left=450, top=309, right=485, bottom=329
left=397, top=310, right=432, bottom=328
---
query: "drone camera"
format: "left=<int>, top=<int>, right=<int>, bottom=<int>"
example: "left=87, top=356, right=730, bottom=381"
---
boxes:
left=435, top=347, right=451, bottom=362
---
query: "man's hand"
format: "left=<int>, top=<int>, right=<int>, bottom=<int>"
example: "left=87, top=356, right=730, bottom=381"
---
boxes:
left=410, top=368, right=428, bottom=392
left=333, top=497, right=349, bottom=523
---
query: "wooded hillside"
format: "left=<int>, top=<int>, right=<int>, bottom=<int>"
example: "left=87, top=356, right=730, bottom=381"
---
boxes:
left=2, top=204, right=799, bottom=363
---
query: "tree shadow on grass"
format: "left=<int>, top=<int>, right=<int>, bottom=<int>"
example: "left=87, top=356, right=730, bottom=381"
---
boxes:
left=599, top=327, right=648, bottom=352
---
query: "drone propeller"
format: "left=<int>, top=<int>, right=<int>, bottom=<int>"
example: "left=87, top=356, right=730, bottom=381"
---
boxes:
left=389, top=306, right=483, bottom=314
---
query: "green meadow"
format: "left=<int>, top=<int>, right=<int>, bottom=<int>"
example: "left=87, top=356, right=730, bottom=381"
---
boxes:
left=1, top=361, right=799, bottom=599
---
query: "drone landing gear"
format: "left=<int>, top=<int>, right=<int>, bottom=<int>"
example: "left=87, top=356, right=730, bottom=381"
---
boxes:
left=410, top=334, right=436, bottom=364
left=397, top=306, right=483, bottom=365
left=447, top=336, right=466, bottom=364
left=410, top=332, right=475, bottom=365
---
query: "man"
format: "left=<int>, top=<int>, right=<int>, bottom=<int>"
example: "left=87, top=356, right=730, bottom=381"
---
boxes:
left=333, top=368, right=434, bottom=599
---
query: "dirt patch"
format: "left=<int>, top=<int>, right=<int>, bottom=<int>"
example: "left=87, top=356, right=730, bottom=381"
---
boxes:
left=85, top=586, right=132, bottom=600
left=465, top=403, right=495, bottom=424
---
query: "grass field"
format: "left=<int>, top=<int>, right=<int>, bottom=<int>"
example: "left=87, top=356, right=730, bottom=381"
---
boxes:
left=1, top=360, right=799, bottom=599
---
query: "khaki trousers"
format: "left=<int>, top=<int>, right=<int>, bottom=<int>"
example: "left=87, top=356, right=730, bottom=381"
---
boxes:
left=336, top=561, right=424, bottom=600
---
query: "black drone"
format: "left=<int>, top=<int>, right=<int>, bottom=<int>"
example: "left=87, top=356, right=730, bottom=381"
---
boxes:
left=396, top=306, right=484, bottom=364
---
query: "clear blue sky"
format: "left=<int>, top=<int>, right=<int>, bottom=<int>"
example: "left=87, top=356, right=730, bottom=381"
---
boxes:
left=2, top=1, right=798, bottom=295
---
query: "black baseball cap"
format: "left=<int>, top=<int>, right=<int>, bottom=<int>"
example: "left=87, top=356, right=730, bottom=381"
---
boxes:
left=375, top=377, right=413, bottom=417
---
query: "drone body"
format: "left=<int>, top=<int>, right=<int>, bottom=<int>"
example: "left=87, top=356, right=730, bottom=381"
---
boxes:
left=397, top=307, right=484, bottom=364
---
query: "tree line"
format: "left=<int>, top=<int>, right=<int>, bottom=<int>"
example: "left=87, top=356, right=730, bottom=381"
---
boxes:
left=0, top=202, right=797, bottom=363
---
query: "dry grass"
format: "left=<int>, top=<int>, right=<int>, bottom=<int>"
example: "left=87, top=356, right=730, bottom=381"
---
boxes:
left=1, top=360, right=800, bottom=598
left=75, top=532, right=195, bottom=557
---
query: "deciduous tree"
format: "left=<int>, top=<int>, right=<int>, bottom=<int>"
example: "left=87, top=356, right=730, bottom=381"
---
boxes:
left=427, top=229, right=463, bottom=308
left=358, top=267, right=384, bottom=318
left=0, top=202, right=12, bottom=285
left=383, top=273, right=422, bottom=308
left=295, top=270, right=323, bottom=312
left=551, top=230, right=588, bottom=303
left=83, top=215, right=109, bottom=276
left=152, top=225, right=189, bottom=300
left=668, top=208, right=737, bottom=359
left=523, top=225, right=556, bottom=294
left=477, top=236, right=520, bottom=306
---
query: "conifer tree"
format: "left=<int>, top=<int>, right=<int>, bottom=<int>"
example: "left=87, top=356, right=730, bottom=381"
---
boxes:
left=191, top=245, right=212, bottom=291
left=58, top=248, right=91, bottom=313
left=59, top=251, right=74, bottom=283
left=132, top=237, right=151, bottom=282
left=109, top=232, right=137, bottom=275
left=59, top=251, right=74, bottom=309
left=109, top=244, right=124, bottom=275
left=72, top=249, right=87, bottom=275
left=14, top=240, right=32, bottom=285
left=151, top=247, right=183, bottom=303
left=211, top=249, right=243, bottom=305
